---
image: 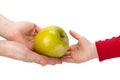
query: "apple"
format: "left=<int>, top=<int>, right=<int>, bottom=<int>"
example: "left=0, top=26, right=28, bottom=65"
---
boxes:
left=34, top=25, right=69, bottom=58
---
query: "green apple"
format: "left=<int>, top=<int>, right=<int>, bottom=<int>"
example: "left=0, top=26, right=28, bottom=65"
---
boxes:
left=34, top=25, right=69, bottom=58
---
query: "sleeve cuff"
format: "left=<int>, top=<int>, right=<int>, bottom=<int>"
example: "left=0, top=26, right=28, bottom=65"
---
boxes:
left=95, top=36, right=120, bottom=61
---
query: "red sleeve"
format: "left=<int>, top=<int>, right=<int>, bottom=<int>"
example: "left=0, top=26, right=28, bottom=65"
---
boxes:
left=95, top=36, right=120, bottom=61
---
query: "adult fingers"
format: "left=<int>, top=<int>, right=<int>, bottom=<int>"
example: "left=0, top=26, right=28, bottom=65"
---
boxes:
left=27, top=51, right=63, bottom=66
left=26, top=51, right=47, bottom=66
left=46, top=57, right=62, bottom=65
left=34, top=24, right=41, bottom=33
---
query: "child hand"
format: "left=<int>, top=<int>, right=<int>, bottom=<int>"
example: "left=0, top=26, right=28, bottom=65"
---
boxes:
left=61, top=30, right=98, bottom=63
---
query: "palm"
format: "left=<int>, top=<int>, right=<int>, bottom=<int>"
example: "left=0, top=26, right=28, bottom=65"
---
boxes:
left=70, top=43, right=93, bottom=63
left=8, top=22, right=40, bottom=50
left=62, top=30, right=95, bottom=63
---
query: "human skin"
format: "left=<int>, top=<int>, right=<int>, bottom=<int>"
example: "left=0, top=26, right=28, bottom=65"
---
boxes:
left=61, top=30, right=98, bottom=63
left=0, top=14, right=40, bottom=50
left=0, top=14, right=62, bottom=66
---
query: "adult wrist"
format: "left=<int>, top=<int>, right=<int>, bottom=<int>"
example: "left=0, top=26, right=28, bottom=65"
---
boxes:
left=0, top=40, right=7, bottom=56
left=0, top=14, right=14, bottom=39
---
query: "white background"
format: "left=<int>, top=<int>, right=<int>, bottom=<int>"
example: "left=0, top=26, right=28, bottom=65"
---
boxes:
left=0, top=0, right=120, bottom=80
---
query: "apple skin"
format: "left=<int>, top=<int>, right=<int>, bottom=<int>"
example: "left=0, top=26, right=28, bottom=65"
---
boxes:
left=34, top=25, right=69, bottom=58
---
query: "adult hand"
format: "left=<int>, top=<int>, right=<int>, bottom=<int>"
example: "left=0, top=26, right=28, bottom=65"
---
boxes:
left=0, top=40, right=62, bottom=66
left=5, top=21, right=40, bottom=50
left=0, top=14, right=41, bottom=50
